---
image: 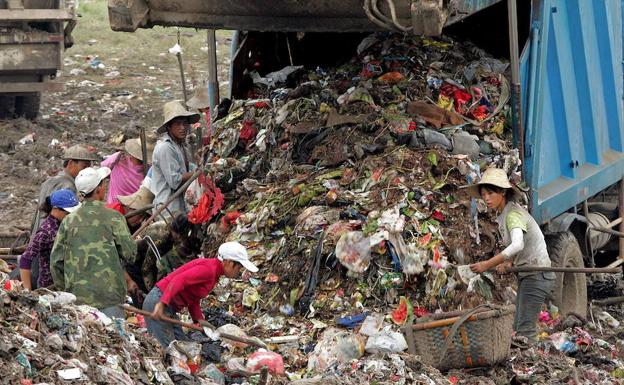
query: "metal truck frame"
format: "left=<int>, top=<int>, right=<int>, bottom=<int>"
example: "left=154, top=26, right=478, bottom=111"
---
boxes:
left=0, top=0, right=76, bottom=119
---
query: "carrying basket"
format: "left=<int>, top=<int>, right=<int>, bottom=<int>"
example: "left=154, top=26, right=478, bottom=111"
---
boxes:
left=401, top=304, right=515, bottom=371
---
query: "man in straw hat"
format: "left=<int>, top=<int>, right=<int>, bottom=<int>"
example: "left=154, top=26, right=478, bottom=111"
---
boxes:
left=51, top=167, right=138, bottom=319
left=31, top=144, right=98, bottom=236
left=463, top=168, right=554, bottom=344
left=152, top=101, right=200, bottom=215
left=101, top=137, right=154, bottom=205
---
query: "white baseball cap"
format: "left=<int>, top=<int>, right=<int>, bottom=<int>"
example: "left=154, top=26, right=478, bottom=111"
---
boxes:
left=218, top=242, right=259, bottom=272
left=75, top=166, right=111, bottom=195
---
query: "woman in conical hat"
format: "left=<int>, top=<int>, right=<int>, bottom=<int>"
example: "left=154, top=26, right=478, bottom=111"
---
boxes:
left=464, top=168, right=554, bottom=344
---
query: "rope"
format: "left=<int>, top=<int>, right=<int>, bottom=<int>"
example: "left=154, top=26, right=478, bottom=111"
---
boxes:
left=144, top=235, right=162, bottom=262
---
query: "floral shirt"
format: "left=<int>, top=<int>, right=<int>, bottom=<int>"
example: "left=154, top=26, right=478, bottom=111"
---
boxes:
left=20, top=215, right=60, bottom=288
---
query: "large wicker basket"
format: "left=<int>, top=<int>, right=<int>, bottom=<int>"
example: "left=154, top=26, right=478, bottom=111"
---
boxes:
left=402, top=304, right=515, bottom=371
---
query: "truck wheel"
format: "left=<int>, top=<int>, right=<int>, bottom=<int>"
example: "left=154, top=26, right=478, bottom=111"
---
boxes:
left=0, top=96, right=16, bottom=119
left=15, top=93, right=41, bottom=120
left=546, top=231, right=587, bottom=318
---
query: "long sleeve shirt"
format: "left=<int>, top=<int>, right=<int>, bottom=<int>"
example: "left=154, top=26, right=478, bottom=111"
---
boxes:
left=151, top=133, right=191, bottom=215
left=20, top=215, right=60, bottom=288
left=50, top=200, right=137, bottom=309
left=101, top=152, right=144, bottom=205
left=156, top=258, right=224, bottom=322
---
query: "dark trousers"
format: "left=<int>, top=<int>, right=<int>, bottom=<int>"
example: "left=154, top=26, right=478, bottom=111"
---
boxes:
left=514, top=273, right=555, bottom=342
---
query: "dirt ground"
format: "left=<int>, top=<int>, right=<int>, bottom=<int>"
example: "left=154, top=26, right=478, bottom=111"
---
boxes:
left=0, top=0, right=231, bottom=237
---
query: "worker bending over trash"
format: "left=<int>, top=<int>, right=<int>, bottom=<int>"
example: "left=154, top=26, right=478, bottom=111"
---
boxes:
left=143, top=241, right=258, bottom=347
left=465, top=168, right=554, bottom=344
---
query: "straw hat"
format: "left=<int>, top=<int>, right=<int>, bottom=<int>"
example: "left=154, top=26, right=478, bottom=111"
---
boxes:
left=124, top=138, right=154, bottom=163
left=463, top=168, right=521, bottom=199
left=157, top=101, right=200, bottom=134
left=62, top=144, right=99, bottom=161
left=118, top=186, right=154, bottom=210
left=186, top=85, right=210, bottom=110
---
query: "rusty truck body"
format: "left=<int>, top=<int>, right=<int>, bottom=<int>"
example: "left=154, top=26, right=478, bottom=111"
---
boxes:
left=0, top=0, right=76, bottom=119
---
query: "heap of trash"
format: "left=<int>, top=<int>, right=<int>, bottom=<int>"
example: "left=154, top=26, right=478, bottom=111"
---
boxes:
left=202, top=33, right=516, bottom=325
left=0, top=279, right=169, bottom=385
left=179, top=32, right=521, bottom=381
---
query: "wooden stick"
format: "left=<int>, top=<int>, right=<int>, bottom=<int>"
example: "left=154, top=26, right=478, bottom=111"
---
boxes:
left=124, top=204, right=154, bottom=219
left=592, top=296, right=624, bottom=306
left=259, top=367, right=269, bottom=385
left=123, top=304, right=267, bottom=349
left=507, top=266, right=621, bottom=274
left=132, top=169, right=201, bottom=239
left=140, top=126, right=148, bottom=177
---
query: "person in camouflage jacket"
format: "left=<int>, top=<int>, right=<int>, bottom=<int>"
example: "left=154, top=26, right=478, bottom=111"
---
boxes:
left=51, top=167, right=137, bottom=319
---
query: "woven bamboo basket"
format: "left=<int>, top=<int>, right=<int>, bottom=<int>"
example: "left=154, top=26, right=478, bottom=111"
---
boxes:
left=402, top=304, right=515, bottom=371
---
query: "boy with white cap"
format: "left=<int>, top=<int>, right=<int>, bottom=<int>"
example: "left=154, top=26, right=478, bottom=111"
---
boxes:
left=50, top=167, right=138, bottom=319
left=142, top=241, right=258, bottom=347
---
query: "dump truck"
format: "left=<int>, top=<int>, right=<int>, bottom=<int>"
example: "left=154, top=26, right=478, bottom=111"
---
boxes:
left=0, top=0, right=76, bottom=119
left=108, top=0, right=624, bottom=318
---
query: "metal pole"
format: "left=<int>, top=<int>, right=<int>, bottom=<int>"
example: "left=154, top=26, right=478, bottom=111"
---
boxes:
left=176, top=29, right=189, bottom=104
left=139, top=127, right=148, bottom=176
left=229, top=31, right=240, bottom=99
left=206, top=29, right=219, bottom=113
left=177, top=53, right=188, bottom=104
left=507, top=0, right=524, bottom=178
left=507, top=266, right=621, bottom=274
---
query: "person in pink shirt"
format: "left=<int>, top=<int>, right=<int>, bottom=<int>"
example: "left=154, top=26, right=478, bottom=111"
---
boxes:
left=142, top=241, right=258, bottom=347
left=101, top=138, right=153, bottom=205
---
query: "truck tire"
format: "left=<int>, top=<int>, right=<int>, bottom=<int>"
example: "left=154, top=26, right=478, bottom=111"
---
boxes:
left=0, top=95, right=16, bottom=119
left=546, top=231, right=587, bottom=318
left=15, top=93, right=41, bottom=120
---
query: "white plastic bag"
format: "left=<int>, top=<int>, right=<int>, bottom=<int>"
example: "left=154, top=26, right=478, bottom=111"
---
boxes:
left=365, top=329, right=408, bottom=354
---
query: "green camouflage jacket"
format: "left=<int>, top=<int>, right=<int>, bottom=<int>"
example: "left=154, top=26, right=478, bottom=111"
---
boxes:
left=50, top=200, right=137, bottom=309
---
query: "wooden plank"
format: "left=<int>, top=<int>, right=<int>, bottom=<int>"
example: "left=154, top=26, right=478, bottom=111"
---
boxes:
left=0, top=9, right=74, bottom=21
left=0, top=43, right=60, bottom=71
left=1, top=81, right=65, bottom=92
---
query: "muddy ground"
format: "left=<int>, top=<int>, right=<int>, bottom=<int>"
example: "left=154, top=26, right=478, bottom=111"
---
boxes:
left=0, top=0, right=231, bottom=237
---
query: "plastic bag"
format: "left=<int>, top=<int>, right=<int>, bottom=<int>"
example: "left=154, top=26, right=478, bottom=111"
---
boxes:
left=336, top=231, right=385, bottom=273
left=197, top=363, right=225, bottom=385
left=166, top=341, right=202, bottom=375
left=360, top=314, right=385, bottom=336
left=307, top=328, right=364, bottom=371
left=365, top=330, right=408, bottom=354
left=246, top=350, right=285, bottom=375
left=216, top=324, right=249, bottom=349
left=336, top=332, right=366, bottom=362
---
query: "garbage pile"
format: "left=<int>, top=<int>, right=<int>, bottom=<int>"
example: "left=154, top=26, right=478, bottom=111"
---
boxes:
left=0, top=281, right=168, bottom=385
left=184, top=32, right=521, bottom=381
left=203, top=33, right=516, bottom=324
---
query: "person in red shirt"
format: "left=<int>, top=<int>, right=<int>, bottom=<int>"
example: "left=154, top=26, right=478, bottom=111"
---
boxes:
left=142, top=241, right=258, bottom=347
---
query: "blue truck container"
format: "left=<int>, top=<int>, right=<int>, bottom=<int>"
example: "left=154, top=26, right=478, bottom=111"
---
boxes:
left=522, top=0, right=624, bottom=225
